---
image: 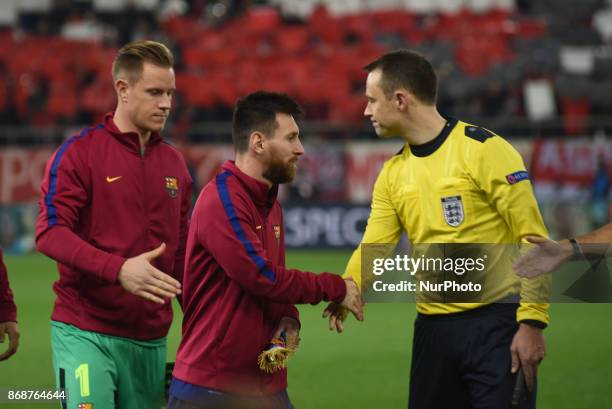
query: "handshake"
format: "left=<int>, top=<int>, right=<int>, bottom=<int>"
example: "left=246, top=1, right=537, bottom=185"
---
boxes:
left=322, top=278, right=364, bottom=333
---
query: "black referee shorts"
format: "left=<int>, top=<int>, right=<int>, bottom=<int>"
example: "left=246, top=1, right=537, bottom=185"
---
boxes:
left=408, top=303, right=537, bottom=409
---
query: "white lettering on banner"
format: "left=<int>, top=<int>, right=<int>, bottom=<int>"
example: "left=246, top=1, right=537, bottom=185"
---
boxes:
left=284, top=206, right=369, bottom=248
left=0, top=149, right=52, bottom=204
left=532, top=139, right=611, bottom=185
left=536, top=140, right=563, bottom=176
left=341, top=207, right=370, bottom=246
left=565, top=141, right=601, bottom=175
left=345, top=142, right=401, bottom=202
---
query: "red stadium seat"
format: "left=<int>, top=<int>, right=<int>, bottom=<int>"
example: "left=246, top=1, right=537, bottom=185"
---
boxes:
left=0, top=77, right=7, bottom=112
left=81, top=79, right=115, bottom=119
left=309, top=5, right=344, bottom=45
left=515, top=18, right=548, bottom=39
left=0, top=32, right=15, bottom=65
left=561, top=97, right=591, bottom=135
left=47, top=87, right=78, bottom=120
left=341, top=14, right=375, bottom=44
left=161, top=15, right=206, bottom=46
left=276, top=26, right=310, bottom=55
left=176, top=73, right=214, bottom=108
left=371, top=10, right=416, bottom=35
left=455, top=34, right=513, bottom=76
left=243, top=7, right=281, bottom=35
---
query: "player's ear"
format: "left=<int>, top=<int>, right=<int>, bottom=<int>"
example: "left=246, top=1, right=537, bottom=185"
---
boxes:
left=395, top=90, right=411, bottom=112
left=250, top=131, right=266, bottom=154
left=115, top=78, right=129, bottom=104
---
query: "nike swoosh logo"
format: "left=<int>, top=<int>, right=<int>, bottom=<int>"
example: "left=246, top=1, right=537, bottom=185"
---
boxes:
left=106, top=176, right=122, bottom=183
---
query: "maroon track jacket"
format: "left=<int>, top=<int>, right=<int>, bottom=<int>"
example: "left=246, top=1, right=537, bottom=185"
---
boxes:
left=0, top=248, right=16, bottom=322
left=35, top=113, right=192, bottom=340
left=174, top=161, right=346, bottom=395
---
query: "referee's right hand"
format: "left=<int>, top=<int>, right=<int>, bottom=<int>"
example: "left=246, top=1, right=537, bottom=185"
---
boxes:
left=118, top=243, right=182, bottom=304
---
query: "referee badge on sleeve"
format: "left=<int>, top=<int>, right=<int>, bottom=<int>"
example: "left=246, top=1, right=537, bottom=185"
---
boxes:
left=441, top=195, right=464, bottom=227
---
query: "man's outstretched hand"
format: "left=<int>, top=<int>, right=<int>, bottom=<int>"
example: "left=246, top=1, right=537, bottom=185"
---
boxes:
left=118, top=243, right=181, bottom=304
left=513, top=236, right=573, bottom=279
left=322, top=278, right=364, bottom=333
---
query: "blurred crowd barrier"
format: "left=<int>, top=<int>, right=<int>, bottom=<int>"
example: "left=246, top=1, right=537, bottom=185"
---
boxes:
left=0, top=136, right=609, bottom=251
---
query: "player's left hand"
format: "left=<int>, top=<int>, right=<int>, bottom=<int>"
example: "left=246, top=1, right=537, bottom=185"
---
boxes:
left=273, top=317, right=300, bottom=349
left=0, top=321, right=20, bottom=361
left=510, top=323, right=546, bottom=392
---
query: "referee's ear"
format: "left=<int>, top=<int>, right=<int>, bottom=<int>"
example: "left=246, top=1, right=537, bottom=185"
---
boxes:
left=395, top=90, right=411, bottom=112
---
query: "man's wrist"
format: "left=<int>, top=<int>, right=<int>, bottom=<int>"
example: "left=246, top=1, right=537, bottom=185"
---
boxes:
left=568, top=238, right=584, bottom=259
left=557, top=239, right=577, bottom=261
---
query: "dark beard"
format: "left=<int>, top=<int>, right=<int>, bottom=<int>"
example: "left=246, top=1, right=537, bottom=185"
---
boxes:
left=263, top=157, right=296, bottom=185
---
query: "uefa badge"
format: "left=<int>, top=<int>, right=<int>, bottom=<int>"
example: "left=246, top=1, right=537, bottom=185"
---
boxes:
left=165, top=176, right=179, bottom=198
left=441, top=195, right=464, bottom=227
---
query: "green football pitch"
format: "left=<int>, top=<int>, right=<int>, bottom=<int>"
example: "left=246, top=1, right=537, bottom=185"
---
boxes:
left=2, top=251, right=611, bottom=408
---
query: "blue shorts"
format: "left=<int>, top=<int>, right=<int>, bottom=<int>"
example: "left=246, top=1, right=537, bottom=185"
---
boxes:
left=167, top=378, right=294, bottom=409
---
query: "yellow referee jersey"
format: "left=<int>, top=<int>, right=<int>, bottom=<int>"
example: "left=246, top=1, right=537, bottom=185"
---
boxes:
left=345, top=118, right=550, bottom=325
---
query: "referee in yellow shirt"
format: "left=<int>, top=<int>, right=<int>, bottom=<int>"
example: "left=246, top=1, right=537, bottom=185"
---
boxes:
left=324, top=50, right=550, bottom=409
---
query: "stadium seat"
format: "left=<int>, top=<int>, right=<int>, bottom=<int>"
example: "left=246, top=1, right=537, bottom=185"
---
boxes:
left=560, top=47, right=595, bottom=75
left=243, top=7, right=281, bottom=35
left=515, top=18, right=548, bottom=39
left=592, top=7, right=612, bottom=42
left=47, top=79, right=78, bottom=120
left=276, top=26, right=310, bottom=55
left=523, top=78, right=557, bottom=122
left=371, top=9, right=416, bottom=35
left=0, top=0, right=18, bottom=26
left=81, top=79, right=116, bottom=120
left=561, top=97, right=591, bottom=135
left=0, top=77, right=7, bottom=113
left=309, top=6, right=345, bottom=45
left=176, top=73, right=214, bottom=108
left=161, top=15, right=206, bottom=46
left=17, top=0, right=52, bottom=12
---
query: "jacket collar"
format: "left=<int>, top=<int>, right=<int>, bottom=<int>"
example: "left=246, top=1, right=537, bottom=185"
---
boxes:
left=221, top=160, right=278, bottom=211
left=103, top=112, right=163, bottom=154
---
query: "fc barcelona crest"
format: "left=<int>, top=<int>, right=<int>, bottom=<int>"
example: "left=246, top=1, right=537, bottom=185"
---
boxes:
left=273, top=225, right=281, bottom=240
left=165, top=176, right=179, bottom=198
left=441, top=195, right=464, bottom=227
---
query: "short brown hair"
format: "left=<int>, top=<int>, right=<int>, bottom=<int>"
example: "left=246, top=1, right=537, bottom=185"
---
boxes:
left=364, top=50, right=438, bottom=105
left=112, top=40, right=174, bottom=84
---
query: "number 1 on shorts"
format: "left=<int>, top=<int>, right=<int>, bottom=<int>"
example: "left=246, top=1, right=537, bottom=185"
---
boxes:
left=75, top=363, right=90, bottom=397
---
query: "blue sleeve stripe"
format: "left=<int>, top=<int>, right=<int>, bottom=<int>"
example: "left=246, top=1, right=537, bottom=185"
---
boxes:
left=216, top=171, right=276, bottom=283
left=44, top=124, right=103, bottom=227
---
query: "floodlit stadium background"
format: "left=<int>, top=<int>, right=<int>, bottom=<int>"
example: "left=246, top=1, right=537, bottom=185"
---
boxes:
left=0, top=0, right=610, bottom=408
